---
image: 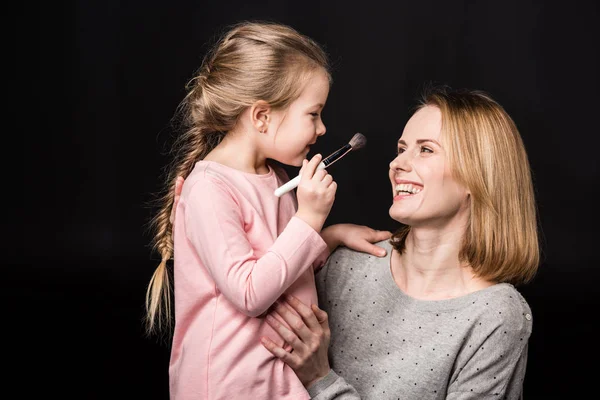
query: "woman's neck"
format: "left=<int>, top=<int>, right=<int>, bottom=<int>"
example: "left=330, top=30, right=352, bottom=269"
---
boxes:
left=391, top=226, right=493, bottom=300
left=204, top=130, right=269, bottom=175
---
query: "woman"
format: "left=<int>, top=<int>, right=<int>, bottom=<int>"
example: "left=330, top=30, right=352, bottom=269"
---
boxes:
left=261, top=86, right=540, bottom=399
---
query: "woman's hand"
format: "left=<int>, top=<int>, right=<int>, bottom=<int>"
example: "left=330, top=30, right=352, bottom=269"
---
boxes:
left=169, top=176, right=185, bottom=224
left=321, top=223, right=392, bottom=257
left=260, top=294, right=331, bottom=388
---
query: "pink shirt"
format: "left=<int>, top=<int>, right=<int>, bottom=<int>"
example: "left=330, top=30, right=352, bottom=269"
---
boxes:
left=170, top=160, right=329, bottom=400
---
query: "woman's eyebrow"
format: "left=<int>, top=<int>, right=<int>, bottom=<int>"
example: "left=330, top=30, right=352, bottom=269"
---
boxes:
left=397, top=139, right=441, bottom=146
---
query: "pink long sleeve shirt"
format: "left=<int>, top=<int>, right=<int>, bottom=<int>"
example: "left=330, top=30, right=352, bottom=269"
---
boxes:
left=170, top=160, right=329, bottom=400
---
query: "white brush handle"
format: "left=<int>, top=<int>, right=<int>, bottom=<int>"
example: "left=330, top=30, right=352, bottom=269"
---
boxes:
left=274, top=162, right=326, bottom=197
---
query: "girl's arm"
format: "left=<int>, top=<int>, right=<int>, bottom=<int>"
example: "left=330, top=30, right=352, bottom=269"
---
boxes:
left=319, top=224, right=392, bottom=262
left=184, top=177, right=327, bottom=317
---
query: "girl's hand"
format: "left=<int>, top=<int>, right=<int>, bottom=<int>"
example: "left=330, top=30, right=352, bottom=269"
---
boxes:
left=260, top=295, right=331, bottom=389
left=321, top=224, right=392, bottom=257
left=295, top=154, right=337, bottom=233
left=169, top=176, right=185, bottom=224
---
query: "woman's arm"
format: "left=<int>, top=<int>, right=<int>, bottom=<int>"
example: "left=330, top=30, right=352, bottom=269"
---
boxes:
left=445, top=304, right=532, bottom=399
left=261, top=295, right=362, bottom=399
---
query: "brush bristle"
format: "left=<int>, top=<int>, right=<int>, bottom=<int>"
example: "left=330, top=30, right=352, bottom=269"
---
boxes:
left=349, top=132, right=367, bottom=150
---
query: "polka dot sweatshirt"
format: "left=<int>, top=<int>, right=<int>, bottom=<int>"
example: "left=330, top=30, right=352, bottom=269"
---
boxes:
left=308, top=241, right=532, bottom=400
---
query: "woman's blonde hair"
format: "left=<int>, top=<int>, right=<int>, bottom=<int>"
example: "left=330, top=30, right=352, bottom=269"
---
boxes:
left=145, top=21, right=331, bottom=335
left=391, top=86, right=540, bottom=285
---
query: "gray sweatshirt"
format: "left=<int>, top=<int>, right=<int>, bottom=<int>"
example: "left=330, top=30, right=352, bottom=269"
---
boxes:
left=308, top=241, right=531, bottom=400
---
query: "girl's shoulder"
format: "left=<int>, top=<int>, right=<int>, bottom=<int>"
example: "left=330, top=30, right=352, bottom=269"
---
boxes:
left=268, top=162, right=291, bottom=183
left=182, top=161, right=238, bottom=198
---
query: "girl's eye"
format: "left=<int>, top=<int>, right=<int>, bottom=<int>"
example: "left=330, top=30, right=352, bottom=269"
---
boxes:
left=421, top=146, right=433, bottom=153
left=310, top=112, right=319, bottom=117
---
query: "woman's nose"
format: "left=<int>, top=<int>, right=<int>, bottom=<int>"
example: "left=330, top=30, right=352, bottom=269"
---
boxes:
left=390, top=153, right=412, bottom=172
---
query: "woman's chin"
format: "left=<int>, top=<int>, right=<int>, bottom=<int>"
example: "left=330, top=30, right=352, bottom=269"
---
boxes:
left=389, top=208, right=413, bottom=225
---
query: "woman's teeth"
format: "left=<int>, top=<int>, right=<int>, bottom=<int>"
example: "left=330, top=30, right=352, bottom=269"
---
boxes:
left=395, top=184, right=422, bottom=195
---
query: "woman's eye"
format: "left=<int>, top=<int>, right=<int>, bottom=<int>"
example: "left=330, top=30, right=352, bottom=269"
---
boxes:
left=310, top=112, right=319, bottom=117
left=397, top=147, right=406, bottom=154
left=421, top=146, right=433, bottom=153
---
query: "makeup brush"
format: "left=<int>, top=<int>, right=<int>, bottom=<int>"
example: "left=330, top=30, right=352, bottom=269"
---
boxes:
left=274, top=132, right=367, bottom=197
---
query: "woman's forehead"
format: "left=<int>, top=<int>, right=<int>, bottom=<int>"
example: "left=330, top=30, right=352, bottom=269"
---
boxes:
left=399, top=106, right=442, bottom=142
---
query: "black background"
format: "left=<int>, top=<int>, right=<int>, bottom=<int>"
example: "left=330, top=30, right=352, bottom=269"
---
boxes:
left=16, top=0, right=598, bottom=398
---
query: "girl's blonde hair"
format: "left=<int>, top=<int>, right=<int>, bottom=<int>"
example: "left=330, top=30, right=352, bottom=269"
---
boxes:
left=391, top=86, right=540, bottom=285
left=146, top=21, right=331, bottom=335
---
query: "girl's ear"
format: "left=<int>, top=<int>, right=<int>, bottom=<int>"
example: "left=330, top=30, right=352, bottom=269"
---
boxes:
left=250, top=100, right=271, bottom=134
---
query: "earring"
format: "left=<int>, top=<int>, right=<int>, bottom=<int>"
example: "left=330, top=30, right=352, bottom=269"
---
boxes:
left=261, top=116, right=268, bottom=133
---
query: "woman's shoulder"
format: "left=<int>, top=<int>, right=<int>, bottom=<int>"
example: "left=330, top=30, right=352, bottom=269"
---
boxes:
left=481, top=283, right=531, bottom=312
left=330, top=240, right=391, bottom=262
left=322, top=240, right=391, bottom=275
left=474, top=283, right=533, bottom=335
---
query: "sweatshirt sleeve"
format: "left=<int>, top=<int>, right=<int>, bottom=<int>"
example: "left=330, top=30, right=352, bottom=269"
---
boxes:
left=312, top=246, right=331, bottom=272
left=184, top=176, right=327, bottom=317
left=446, top=305, right=532, bottom=399
left=308, top=370, right=361, bottom=400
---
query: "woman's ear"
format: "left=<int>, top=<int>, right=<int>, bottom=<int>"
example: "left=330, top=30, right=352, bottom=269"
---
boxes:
left=250, top=100, right=271, bottom=134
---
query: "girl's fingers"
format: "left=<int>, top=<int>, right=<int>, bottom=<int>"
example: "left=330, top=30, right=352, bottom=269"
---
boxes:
left=313, top=169, right=328, bottom=181
left=299, top=159, right=308, bottom=175
left=175, top=176, right=184, bottom=194
left=321, top=174, right=333, bottom=186
left=374, top=230, right=393, bottom=240
left=301, top=154, right=323, bottom=182
left=169, top=176, right=186, bottom=224
left=297, top=159, right=308, bottom=182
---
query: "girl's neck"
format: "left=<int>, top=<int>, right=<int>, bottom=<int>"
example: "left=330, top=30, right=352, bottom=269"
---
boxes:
left=390, top=226, right=493, bottom=300
left=203, top=130, right=270, bottom=175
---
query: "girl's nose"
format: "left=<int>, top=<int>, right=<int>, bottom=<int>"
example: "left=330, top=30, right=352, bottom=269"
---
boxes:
left=317, top=120, right=326, bottom=136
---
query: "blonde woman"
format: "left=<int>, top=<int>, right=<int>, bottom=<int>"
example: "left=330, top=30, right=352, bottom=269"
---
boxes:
left=262, top=86, right=541, bottom=399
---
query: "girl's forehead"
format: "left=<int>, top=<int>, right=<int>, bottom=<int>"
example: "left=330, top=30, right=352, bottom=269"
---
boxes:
left=302, top=72, right=330, bottom=98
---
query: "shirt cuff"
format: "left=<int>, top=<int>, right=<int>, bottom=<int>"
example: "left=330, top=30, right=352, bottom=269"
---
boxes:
left=307, top=369, right=339, bottom=398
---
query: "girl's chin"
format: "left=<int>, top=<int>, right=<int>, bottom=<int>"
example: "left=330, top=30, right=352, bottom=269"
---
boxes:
left=272, top=155, right=303, bottom=167
left=293, top=154, right=308, bottom=166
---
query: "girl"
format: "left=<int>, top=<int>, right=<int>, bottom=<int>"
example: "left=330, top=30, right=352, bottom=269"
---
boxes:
left=146, top=21, right=390, bottom=400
